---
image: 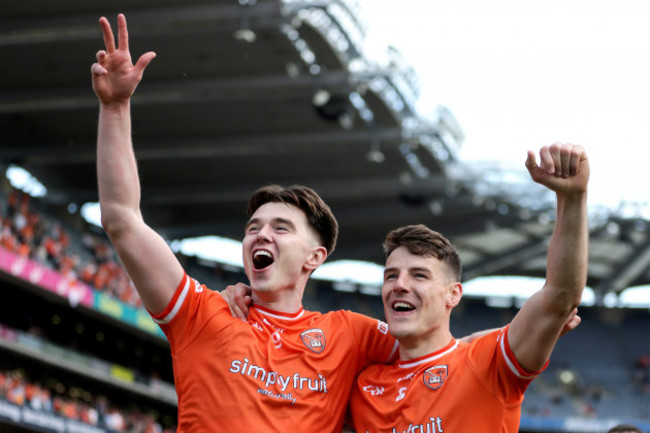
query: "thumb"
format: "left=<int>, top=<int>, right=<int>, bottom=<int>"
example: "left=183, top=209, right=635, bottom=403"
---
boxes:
left=524, top=150, right=538, bottom=174
left=134, top=51, right=156, bottom=75
left=91, top=63, right=108, bottom=76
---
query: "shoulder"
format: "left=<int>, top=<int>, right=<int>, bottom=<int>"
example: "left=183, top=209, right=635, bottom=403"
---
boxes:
left=322, top=309, right=387, bottom=330
left=464, top=327, right=506, bottom=347
left=184, top=275, right=227, bottom=306
left=357, top=363, right=392, bottom=381
left=324, top=309, right=376, bottom=322
left=153, top=274, right=226, bottom=324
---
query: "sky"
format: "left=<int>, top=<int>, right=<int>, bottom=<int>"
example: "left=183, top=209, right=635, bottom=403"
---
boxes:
left=6, top=0, right=650, bottom=306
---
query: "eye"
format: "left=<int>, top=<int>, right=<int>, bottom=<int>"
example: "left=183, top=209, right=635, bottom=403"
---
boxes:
left=384, top=273, right=397, bottom=281
left=275, top=225, right=288, bottom=232
left=246, top=226, right=260, bottom=234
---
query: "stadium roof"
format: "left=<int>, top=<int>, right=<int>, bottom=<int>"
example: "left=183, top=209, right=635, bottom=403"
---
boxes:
left=2, top=0, right=650, bottom=304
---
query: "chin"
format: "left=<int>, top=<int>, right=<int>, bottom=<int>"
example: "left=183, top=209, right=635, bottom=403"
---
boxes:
left=388, top=325, right=410, bottom=340
left=250, top=278, right=272, bottom=291
left=247, top=274, right=268, bottom=290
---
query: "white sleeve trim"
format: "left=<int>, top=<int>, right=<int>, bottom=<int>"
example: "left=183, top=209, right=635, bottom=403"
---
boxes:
left=499, top=330, right=538, bottom=380
left=152, top=277, right=192, bottom=325
left=387, top=340, right=399, bottom=362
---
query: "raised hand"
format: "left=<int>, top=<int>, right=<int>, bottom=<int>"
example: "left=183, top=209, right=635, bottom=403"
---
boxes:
left=91, top=13, right=156, bottom=105
left=525, top=142, right=589, bottom=195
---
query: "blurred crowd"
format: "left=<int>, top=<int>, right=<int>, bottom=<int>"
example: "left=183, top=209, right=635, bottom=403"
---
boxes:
left=523, top=360, right=650, bottom=422
left=0, top=368, right=174, bottom=433
left=0, top=188, right=142, bottom=307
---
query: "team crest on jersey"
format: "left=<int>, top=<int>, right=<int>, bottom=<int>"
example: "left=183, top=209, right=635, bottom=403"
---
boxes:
left=423, top=365, right=447, bottom=390
left=301, top=328, right=326, bottom=353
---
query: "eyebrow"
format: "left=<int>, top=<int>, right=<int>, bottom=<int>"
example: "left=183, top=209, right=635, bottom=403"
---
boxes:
left=384, top=266, right=431, bottom=276
left=245, top=217, right=296, bottom=231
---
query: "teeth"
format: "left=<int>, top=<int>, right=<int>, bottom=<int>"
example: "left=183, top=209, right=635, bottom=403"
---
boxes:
left=393, top=302, right=414, bottom=311
left=252, top=250, right=274, bottom=270
left=254, top=250, right=272, bottom=259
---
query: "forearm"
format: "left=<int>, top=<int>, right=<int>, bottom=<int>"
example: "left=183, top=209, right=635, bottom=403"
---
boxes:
left=545, top=190, right=589, bottom=310
left=95, top=100, right=183, bottom=313
left=97, top=101, right=142, bottom=233
left=509, top=143, right=589, bottom=371
left=90, top=14, right=181, bottom=314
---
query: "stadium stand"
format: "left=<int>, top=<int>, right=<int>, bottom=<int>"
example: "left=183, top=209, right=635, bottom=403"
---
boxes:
left=1, top=186, right=178, bottom=432
left=1, top=185, right=649, bottom=433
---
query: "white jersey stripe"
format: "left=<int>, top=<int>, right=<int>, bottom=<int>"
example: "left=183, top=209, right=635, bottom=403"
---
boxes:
left=153, top=277, right=192, bottom=325
left=256, top=307, right=305, bottom=321
left=387, top=340, right=399, bottom=362
left=398, top=340, right=459, bottom=369
left=499, top=330, right=538, bottom=379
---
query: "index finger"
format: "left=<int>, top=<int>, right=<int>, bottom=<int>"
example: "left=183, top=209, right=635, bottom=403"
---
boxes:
left=117, top=13, right=129, bottom=52
left=99, top=16, right=116, bottom=53
left=538, top=145, right=555, bottom=174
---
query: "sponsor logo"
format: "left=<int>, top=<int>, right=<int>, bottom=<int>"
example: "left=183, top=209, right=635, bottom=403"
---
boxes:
left=257, top=388, right=296, bottom=405
left=230, top=358, right=328, bottom=393
left=390, top=417, right=444, bottom=433
left=423, top=365, right=447, bottom=390
left=377, top=321, right=389, bottom=335
left=362, top=385, right=385, bottom=396
left=300, top=328, right=326, bottom=353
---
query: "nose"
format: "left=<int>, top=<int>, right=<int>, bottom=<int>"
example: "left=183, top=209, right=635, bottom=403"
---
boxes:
left=392, top=272, right=409, bottom=293
left=256, top=224, right=272, bottom=242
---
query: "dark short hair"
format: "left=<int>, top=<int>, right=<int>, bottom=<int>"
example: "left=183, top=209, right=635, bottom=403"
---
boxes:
left=607, top=424, right=642, bottom=433
left=383, top=224, right=462, bottom=281
left=248, top=184, right=338, bottom=256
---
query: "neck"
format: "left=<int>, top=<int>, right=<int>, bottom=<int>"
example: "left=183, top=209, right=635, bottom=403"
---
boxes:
left=251, top=288, right=304, bottom=314
left=398, top=329, right=454, bottom=361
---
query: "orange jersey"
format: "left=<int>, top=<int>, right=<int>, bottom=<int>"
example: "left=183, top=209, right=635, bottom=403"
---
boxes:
left=152, top=274, right=398, bottom=432
left=349, top=326, right=546, bottom=433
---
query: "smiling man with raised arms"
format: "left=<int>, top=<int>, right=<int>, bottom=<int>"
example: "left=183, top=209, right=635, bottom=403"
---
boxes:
left=349, top=143, right=590, bottom=433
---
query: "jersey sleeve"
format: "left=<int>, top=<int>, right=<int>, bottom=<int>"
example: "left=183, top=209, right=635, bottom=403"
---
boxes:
left=465, top=325, right=547, bottom=405
left=150, top=273, right=231, bottom=355
left=343, top=311, right=398, bottom=371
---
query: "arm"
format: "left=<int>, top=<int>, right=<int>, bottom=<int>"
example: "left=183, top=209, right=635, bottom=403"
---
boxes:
left=508, top=143, right=589, bottom=372
left=459, top=307, right=581, bottom=344
left=92, top=14, right=183, bottom=313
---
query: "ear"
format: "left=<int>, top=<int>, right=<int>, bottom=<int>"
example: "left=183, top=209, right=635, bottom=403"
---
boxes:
left=447, top=282, right=463, bottom=308
left=304, top=245, right=328, bottom=271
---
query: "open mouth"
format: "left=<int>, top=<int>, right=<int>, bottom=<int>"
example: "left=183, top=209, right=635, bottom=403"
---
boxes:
left=253, top=250, right=274, bottom=270
left=391, top=301, right=416, bottom=312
